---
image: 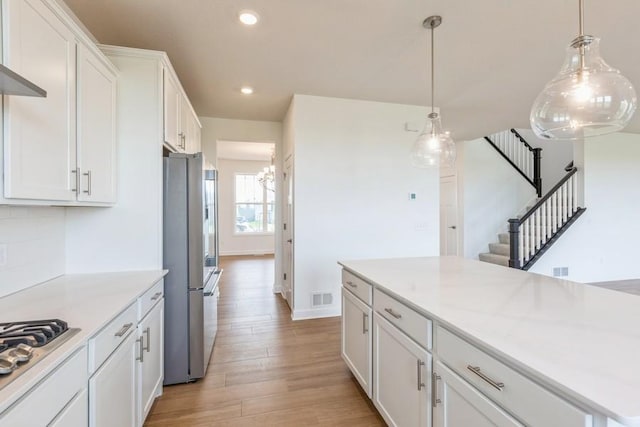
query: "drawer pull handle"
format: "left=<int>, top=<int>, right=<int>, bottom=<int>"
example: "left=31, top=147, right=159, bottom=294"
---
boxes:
left=384, top=308, right=402, bottom=319
left=346, top=281, right=357, bottom=288
left=362, top=313, right=368, bottom=334
left=417, top=360, right=425, bottom=391
left=151, top=292, right=163, bottom=301
left=467, top=365, right=505, bottom=391
left=432, top=372, right=442, bottom=407
left=114, top=323, right=133, bottom=337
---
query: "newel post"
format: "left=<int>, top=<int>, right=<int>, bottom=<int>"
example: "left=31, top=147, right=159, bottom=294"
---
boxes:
left=508, top=219, right=521, bottom=269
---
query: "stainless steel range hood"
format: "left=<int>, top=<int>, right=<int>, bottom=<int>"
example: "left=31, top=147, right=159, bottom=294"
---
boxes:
left=0, top=64, right=46, bottom=97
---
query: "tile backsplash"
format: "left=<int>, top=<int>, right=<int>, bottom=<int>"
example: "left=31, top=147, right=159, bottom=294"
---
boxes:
left=0, top=206, right=65, bottom=297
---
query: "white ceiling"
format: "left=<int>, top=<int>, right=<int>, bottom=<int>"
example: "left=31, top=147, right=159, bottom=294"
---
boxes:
left=62, top=0, right=640, bottom=141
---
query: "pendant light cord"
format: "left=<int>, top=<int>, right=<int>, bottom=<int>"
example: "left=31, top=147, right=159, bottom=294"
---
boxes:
left=430, top=23, right=435, bottom=115
left=578, top=0, right=585, bottom=70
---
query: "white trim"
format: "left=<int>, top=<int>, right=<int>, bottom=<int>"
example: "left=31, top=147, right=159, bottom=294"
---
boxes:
left=292, top=307, right=341, bottom=321
left=272, top=284, right=283, bottom=294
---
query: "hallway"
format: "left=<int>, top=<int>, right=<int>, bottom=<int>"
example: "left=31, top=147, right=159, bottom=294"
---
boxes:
left=145, top=255, right=384, bottom=426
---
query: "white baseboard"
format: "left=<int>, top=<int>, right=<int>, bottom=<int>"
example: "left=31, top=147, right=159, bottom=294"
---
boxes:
left=220, top=250, right=275, bottom=256
left=292, top=307, right=341, bottom=321
left=272, top=285, right=283, bottom=294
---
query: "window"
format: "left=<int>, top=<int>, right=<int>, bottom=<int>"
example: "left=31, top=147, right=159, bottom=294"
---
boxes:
left=234, top=173, right=275, bottom=233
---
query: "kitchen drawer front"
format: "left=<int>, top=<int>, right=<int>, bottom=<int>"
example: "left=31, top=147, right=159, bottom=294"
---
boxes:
left=0, top=346, right=87, bottom=427
left=342, top=269, right=372, bottom=306
left=374, top=289, right=432, bottom=350
left=436, top=326, right=592, bottom=427
left=88, top=303, right=137, bottom=374
left=138, top=279, right=164, bottom=321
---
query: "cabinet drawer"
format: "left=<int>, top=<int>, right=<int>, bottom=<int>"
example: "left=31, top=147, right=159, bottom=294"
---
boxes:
left=374, top=289, right=432, bottom=350
left=138, top=279, right=164, bottom=321
left=342, top=269, right=372, bottom=305
left=0, top=347, right=87, bottom=427
left=436, top=326, right=592, bottom=427
left=89, top=303, right=137, bottom=374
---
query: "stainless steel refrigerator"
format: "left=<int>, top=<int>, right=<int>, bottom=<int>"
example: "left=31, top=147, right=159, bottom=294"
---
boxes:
left=163, top=152, right=221, bottom=385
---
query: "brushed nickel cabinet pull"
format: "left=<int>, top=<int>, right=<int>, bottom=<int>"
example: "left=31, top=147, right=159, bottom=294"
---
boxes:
left=144, top=327, right=150, bottom=352
left=417, top=360, right=425, bottom=391
left=362, top=313, right=368, bottom=334
left=114, top=322, right=133, bottom=337
left=151, top=292, right=162, bottom=301
left=83, top=170, right=92, bottom=195
left=346, top=281, right=357, bottom=288
left=136, top=336, right=144, bottom=362
left=384, top=308, right=402, bottom=319
left=432, top=372, right=442, bottom=407
left=467, top=365, right=505, bottom=391
left=71, top=168, right=79, bottom=192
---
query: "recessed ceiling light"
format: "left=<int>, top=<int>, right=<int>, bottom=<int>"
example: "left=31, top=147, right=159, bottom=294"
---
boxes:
left=239, top=11, right=259, bottom=26
left=240, top=87, right=254, bottom=95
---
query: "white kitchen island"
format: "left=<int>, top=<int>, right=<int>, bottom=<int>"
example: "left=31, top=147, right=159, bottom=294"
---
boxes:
left=339, top=256, right=640, bottom=427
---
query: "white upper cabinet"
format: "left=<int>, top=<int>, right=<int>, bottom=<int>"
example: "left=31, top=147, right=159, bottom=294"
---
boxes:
left=77, top=43, right=117, bottom=203
left=2, top=0, right=118, bottom=205
left=3, top=0, right=77, bottom=201
left=163, top=69, right=180, bottom=152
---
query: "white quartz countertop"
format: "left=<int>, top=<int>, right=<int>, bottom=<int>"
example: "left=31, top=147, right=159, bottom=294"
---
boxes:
left=0, top=270, right=167, bottom=414
left=339, top=256, right=640, bottom=426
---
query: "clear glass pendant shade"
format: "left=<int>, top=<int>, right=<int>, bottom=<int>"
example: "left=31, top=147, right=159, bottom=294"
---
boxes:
left=410, top=114, right=456, bottom=168
left=530, top=37, right=637, bottom=140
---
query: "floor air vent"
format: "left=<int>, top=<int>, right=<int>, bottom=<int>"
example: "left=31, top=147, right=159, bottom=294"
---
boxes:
left=312, top=292, right=333, bottom=307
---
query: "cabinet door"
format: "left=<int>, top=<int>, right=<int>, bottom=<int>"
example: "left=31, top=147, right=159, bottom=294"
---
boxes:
left=138, top=300, right=164, bottom=426
left=373, top=312, right=431, bottom=427
left=3, top=0, right=76, bottom=201
left=89, top=330, right=136, bottom=427
left=77, top=43, right=117, bottom=203
left=433, top=361, right=523, bottom=427
left=163, top=69, right=180, bottom=151
left=342, top=287, right=372, bottom=397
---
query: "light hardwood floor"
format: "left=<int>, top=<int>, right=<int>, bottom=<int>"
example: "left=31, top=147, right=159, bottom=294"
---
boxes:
left=145, top=255, right=384, bottom=426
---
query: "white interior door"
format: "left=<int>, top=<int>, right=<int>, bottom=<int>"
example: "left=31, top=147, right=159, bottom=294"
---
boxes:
left=282, top=156, right=294, bottom=310
left=440, top=175, right=458, bottom=256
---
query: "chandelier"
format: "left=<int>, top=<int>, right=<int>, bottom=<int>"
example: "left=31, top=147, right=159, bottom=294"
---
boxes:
left=257, top=156, right=275, bottom=191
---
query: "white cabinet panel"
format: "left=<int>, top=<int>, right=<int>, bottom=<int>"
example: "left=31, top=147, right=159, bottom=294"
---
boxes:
left=77, top=43, right=117, bottom=203
left=434, top=361, right=523, bottom=427
left=163, top=69, right=180, bottom=151
left=138, top=300, right=164, bottom=426
left=342, top=287, right=372, bottom=397
left=3, top=0, right=76, bottom=201
left=49, top=388, right=88, bottom=427
left=89, top=331, right=136, bottom=427
left=373, top=312, right=431, bottom=427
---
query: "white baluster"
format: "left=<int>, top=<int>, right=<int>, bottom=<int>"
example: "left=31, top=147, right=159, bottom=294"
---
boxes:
left=568, top=177, right=573, bottom=215
left=519, top=226, right=524, bottom=266
left=523, top=220, right=529, bottom=263
left=573, top=174, right=578, bottom=213
left=529, top=216, right=535, bottom=259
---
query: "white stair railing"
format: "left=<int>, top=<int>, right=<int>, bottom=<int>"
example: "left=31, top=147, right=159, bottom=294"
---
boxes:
left=485, top=129, right=542, bottom=197
left=508, top=166, right=585, bottom=270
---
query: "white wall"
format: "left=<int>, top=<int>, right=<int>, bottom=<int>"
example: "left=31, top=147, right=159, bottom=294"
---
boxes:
left=459, top=138, right=537, bottom=259
left=217, top=158, right=275, bottom=256
left=290, top=95, right=440, bottom=319
left=516, top=128, right=573, bottom=194
left=529, top=132, right=640, bottom=282
left=0, top=207, right=65, bottom=297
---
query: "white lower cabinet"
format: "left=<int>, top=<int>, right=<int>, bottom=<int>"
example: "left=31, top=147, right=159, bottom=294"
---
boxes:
left=373, top=312, right=431, bottom=427
left=50, top=388, right=89, bottom=427
left=433, top=361, right=523, bottom=427
left=341, top=287, right=372, bottom=397
left=137, top=300, right=164, bottom=426
left=89, top=331, right=137, bottom=427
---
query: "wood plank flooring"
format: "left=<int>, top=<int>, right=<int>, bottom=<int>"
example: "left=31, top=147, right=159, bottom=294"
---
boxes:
left=145, top=255, right=384, bottom=426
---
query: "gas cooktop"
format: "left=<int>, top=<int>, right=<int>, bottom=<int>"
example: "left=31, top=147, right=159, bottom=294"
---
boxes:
left=0, top=319, right=80, bottom=391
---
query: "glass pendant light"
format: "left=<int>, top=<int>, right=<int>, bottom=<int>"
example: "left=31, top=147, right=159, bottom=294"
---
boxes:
left=530, top=0, right=637, bottom=140
left=410, top=15, right=456, bottom=168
